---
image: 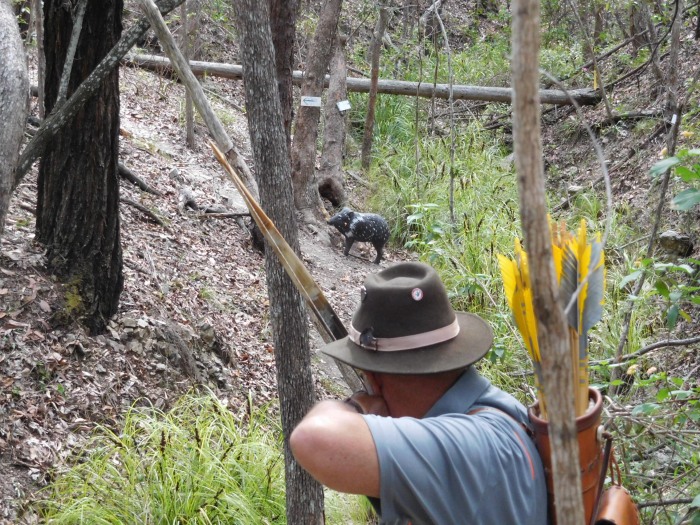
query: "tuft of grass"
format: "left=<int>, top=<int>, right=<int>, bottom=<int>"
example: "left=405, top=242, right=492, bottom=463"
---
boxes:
left=35, top=392, right=370, bottom=524
left=37, top=394, right=285, bottom=524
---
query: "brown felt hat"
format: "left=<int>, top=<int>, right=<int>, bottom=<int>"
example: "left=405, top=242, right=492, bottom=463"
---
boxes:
left=321, top=262, right=493, bottom=374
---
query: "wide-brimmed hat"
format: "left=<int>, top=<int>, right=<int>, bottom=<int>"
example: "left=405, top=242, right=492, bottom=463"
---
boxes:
left=321, top=262, right=493, bottom=374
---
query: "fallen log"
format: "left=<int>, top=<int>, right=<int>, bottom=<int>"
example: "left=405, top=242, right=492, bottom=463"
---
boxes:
left=124, top=53, right=602, bottom=106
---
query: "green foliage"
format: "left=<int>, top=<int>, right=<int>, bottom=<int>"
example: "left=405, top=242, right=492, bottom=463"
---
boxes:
left=38, top=394, right=286, bottom=523
left=650, top=148, right=700, bottom=211
left=64, top=284, right=83, bottom=315
left=691, top=494, right=700, bottom=524
left=620, top=258, right=700, bottom=329
left=36, top=393, right=370, bottom=524
left=208, top=0, right=232, bottom=23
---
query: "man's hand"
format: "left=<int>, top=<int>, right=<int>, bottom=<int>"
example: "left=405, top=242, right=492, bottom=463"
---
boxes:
left=345, top=390, right=389, bottom=416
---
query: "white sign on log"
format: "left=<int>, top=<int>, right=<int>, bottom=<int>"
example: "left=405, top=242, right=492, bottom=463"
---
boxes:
left=300, top=96, right=323, bottom=107
left=336, top=100, right=352, bottom=112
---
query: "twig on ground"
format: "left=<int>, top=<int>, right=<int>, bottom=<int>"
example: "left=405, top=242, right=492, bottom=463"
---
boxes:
left=120, top=197, right=166, bottom=226
left=119, top=162, right=163, bottom=196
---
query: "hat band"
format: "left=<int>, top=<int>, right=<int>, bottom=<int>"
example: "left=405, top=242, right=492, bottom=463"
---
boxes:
left=348, top=319, right=460, bottom=352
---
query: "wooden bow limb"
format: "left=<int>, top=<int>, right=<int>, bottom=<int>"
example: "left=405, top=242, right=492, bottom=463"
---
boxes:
left=210, top=142, right=365, bottom=393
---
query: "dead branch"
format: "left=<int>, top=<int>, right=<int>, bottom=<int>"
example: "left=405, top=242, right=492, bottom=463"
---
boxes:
left=596, top=110, right=664, bottom=130
left=419, top=0, right=445, bottom=28
left=124, top=53, right=602, bottom=106
left=120, top=197, right=166, bottom=226
left=557, top=30, right=649, bottom=84
left=56, top=0, right=88, bottom=108
left=591, top=336, right=700, bottom=367
left=118, top=162, right=163, bottom=196
left=197, top=211, right=251, bottom=219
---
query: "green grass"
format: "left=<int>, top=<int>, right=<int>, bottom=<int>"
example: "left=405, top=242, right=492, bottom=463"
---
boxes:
left=37, top=394, right=285, bottom=523
left=36, top=393, right=371, bottom=524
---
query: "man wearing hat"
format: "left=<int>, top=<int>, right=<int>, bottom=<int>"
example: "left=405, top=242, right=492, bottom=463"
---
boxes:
left=290, top=262, right=547, bottom=524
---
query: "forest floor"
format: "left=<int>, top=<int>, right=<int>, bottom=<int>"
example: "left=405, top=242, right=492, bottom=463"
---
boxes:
left=2, top=8, right=700, bottom=524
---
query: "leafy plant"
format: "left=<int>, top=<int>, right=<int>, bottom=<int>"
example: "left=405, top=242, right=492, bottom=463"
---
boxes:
left=621, top=258, right=700, bottom=329
left=650, top=148, right=700, bottom=211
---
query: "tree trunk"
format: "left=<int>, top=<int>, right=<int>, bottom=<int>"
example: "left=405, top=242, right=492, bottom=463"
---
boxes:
left=629, top=3, right=644, bottom=56
left=511, top=0, right=585, bottom=523
left=0, top=0, right=29, bottom=240
left=401, top=0, right=417, bottom=39
left=32, top=0, right=45, bottom=118
left=666, top=0, right=684, bottom=115
left=180, top=0, right=194, bottom=148
left=361, top=7, right=388, bottom=171
left=37, top=0, right=124, bottom=334
left=290, top=0, right=343, bottom=227
left=235, top=1, right=325, bottom=523
left=269, top=0, right=298, bottom=149
left=318, top=33, right=349, bottom=207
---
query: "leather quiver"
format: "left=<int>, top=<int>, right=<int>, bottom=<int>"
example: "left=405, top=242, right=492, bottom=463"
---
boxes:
left=529, top=387, right=604, bottom=525
left=594, top=485, right=640, bottom=525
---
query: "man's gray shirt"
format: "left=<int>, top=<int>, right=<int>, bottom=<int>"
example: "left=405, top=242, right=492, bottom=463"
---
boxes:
left=363, top=367, right=548, bottom=524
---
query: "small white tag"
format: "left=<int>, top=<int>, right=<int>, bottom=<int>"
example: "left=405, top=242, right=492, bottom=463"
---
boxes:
left=300, top=96, right=322, bottom=107
left=671, top=113, right=678, bottom=125
left=336, top=100, right=352, bottom=112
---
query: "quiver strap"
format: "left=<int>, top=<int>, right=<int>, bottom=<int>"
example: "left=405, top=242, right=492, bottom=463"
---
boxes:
left=593, top=441, right=640, bottom=525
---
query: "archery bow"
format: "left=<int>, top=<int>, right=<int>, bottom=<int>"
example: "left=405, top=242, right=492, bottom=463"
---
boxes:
left=209, top=142, right=365, bottom=392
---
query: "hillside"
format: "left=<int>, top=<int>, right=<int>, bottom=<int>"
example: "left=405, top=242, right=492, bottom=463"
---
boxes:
left=2, top=1, right=700, bottom=522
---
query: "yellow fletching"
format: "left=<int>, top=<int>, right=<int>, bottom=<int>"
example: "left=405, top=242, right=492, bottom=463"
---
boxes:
left=499, top=242, right=540, bottom=363
left=499, top=218, right=605, bottom=418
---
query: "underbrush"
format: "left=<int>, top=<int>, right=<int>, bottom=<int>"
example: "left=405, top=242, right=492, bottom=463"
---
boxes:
left=35, top=393, right=371, bottom=524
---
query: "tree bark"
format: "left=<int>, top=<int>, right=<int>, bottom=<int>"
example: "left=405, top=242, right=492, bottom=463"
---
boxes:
left=180, top=1, right=194, bottom=148
left=32, top=0, right=45, bottom=118
left=511, top=0, right=585, bottom=523
left=290, top=0, right=343, bottom=227
left=125, top=53, right=602, bottom=106
left=269, top=0, right=298, bottom=149
left=666, top=0, right=684, bottom=115
left=0, top=0, right=29, bottom=240
left=37, top=0, right=124, bottom=334
left=14, top=0, right=185, bottom=188
left=235, top=1, right=325, bottom=523
left=318, top=34, right=349, bottom=207
left=361, top=7, right=388, bottom=171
